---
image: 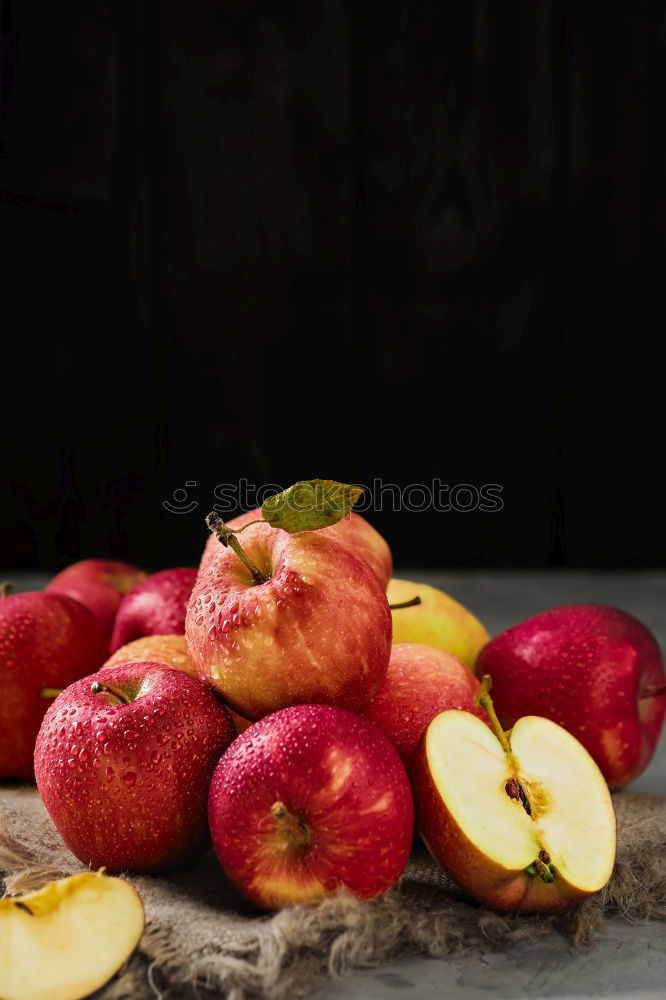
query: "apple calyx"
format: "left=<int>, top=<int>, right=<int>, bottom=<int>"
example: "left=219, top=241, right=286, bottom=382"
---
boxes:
left=526, top=850, right=555, bottom=882
left=0, top=581, right=14, bottom=599
left=206, top=511, right=269, bottom=585
left=388, top=596, right=422, bottom=610
left=90, top=680, right=132, bottom=705
left=270, top=801, right=312, bottom=848
left=477, top=675, right=557, bottom=883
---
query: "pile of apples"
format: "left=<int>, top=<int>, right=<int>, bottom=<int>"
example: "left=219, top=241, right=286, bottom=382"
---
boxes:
left=2, top=480, right=666, bottom=991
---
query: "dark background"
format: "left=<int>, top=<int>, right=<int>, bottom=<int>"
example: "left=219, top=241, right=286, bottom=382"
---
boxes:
left=1, top=1, right=664, bottom=572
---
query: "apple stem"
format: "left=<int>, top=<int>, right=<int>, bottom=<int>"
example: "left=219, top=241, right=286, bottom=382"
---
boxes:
left=0, top=581, right=14, bottom=599
left=205, top=511, right=269, bottom=585
left=40, top=688, right=64, bottom=699
left=234, top=518, right=266, bottom=534
left=640, top=683, right=666, bottom=699
left=477, top=675, right=513, bottom=755
left=389, top=596, right=422, bottom=610
left=90, top=680, right=132, bottom=705
left=270, top=801, right=311, bottom=848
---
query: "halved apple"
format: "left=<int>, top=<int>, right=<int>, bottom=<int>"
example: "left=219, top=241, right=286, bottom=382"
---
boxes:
left=0, top=871, right=144, bottom=1000
left=413, top=695, right=616, bottom=913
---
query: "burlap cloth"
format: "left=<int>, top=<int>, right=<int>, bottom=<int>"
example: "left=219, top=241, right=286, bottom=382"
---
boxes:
left=1, top=787, right=665, bottom=1000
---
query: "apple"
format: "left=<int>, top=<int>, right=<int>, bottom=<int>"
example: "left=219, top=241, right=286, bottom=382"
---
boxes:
left=412, top=688, right=616, bottom=913
left=186, top=520, right=392, bottom=720
left=34, top=662, right=236, bottom=872
left=0, top=589, right=107, bottom=780
left=208, top=703, right=414, bottom=909
left=102, top=633, right=252, bottom=733
left=362, top=642, right=486, bottom=765
left=109, top=567, right=198, bottom=652
left=476, top=604, right=666, bottom=788
left=200, top=507, right=392, bottom=587
left=103, top=633, right=197, bottom=676
left=0, top=871, right=144, bottom=1000
left=387, top=578, right=489, bottom=669
left=46, top=559, right=146, bottom=642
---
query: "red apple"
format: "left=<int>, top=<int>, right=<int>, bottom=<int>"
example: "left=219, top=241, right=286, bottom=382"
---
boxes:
left=103, top=634, right=197, bottom=676
left=186, top=521, right=392, bottom=720
left=109, top=568, right=197, bottom=652
left=200, top=508, right=392, bottom=588
left=0, top=590, right=107, bottom=780
left=34, top=663, right=236, bottom=872
left=103, top=634, right=252, bottom=733
left=208, top=703, right=414, bottom=909
left=46, top=559, right=146, bottom=642
left=413, top=705, right=616, bottom=913
left=362, top=642, right=486, bottom=765
left=476, top=604, right=666, bottom=788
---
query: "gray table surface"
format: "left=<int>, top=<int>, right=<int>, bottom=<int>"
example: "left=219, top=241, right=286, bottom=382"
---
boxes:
left=5, top=570, right=666, bottom=1000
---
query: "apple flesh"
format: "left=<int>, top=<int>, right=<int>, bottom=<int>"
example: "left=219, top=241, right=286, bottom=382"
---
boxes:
left=413, top=709, right=616, bottom=912
left=0, top=591, right=107, bottom=780
left=476, top=604, right=666, bottom=788
left=200, top=507, right=393, bottom=588
left=362, top=642, right=487, bottom=765
left=46, top=558, right=146, bottom=642
left=109, top=567, right=198, bottom=652
left=34, top=663, right=236, bottom=872
left=387, top=578, right=489, bottom=669
left=187, top=521, right=392, bottom=720
left=208, top=704, right=414, bottom=909
left=0, top=871, right=144, bottom=1000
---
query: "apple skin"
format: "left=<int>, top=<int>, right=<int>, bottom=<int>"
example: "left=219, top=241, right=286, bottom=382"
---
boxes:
left=186, top=521, right=392, bottom=720
left=0, top=592, right=108, bottom=780
left=103, top=633, right=197, bottom=676
left=361, top=642, right=486, bottom=765
left=476, top=604, right=666, bottom=789
left=109, top=568, right=198, bottom=652
left=200, top=508, right=392, bottom=588
left=103, top=634, right=252, bottom=732
left=34, top=663, right=237, bottom=872
left=46, top=559, right=146, bottom=642
left=412, top=721, right=595, bottom=914
left=208, top=704, right=414, bottom=909
left=387, top=579, right=489, bottom=669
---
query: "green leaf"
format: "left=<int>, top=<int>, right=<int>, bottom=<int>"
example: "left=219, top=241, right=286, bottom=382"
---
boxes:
left=261, top=480, right=364, bottom=533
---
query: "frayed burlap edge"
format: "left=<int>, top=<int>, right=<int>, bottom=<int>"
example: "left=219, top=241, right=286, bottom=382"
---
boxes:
left=1, top=791, right=665, bottom=1000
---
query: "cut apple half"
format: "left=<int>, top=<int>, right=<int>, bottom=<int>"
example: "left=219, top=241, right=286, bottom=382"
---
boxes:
left=0, top=871, right=144, bottom=1000
left=413, top=698, right=616, bottom=913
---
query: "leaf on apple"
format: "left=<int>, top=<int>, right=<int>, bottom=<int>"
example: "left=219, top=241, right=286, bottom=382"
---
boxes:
left=260, top=480, right=364, bottom=533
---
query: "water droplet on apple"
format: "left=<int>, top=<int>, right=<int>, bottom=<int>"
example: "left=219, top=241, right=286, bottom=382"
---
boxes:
left=105, top=767, right=115, bottom=782
left=151, top=750, right=162, bottom=764
left=122, top=771, right=136, bottom=787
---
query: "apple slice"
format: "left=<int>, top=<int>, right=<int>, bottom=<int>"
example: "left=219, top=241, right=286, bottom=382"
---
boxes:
left=413, top=681, right=616, bottom=913
left=0, top=871, right=144, bottom=1000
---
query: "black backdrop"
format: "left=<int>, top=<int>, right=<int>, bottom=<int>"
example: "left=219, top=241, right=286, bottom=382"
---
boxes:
left=1, top=2, right=665, bottom=571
